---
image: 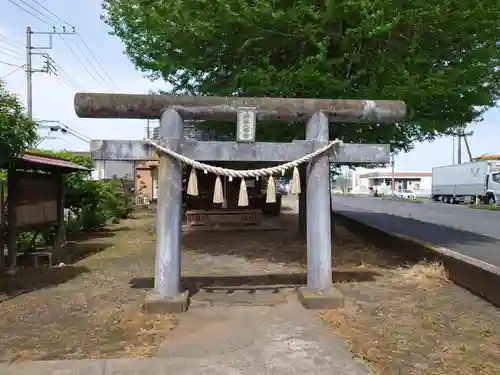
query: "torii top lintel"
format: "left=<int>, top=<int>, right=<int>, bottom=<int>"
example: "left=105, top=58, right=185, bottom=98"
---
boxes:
left=73, top=93, right=406, bottom=123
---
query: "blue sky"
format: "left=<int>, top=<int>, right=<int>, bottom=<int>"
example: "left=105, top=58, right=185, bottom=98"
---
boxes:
left=1, top=0, right=499, bottom=171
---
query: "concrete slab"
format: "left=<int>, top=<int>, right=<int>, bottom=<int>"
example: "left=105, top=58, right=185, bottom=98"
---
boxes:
left=297, top=286, right=345, bottom=310
left=5, top=296, right=370, bottom=375
left=6, top=359, right=105, bottom=375
left=104, top=358, right=168, bottom=375
left=191, top=289, right=289, bottom=306
left=154, top=298, right=371, bottom=374
left=142, top=290, right=189, bottom=314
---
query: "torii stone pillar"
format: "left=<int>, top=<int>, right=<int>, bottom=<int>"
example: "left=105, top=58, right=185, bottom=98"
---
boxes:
left=305, top=112, right=332, bottom=293
left=154, top=109, right=184, bottom=299
left=75, top=93, right=405, bottom=312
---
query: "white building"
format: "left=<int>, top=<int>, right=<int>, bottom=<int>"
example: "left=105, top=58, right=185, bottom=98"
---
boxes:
left=350, top=168, right=432, bottom=197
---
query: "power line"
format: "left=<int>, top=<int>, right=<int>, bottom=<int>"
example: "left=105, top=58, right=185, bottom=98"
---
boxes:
left=37, top=120, right=90, bottom=143
left=0, top=65, right=25, bottom=80
left=48, top=57, right=83, bottom=91
left=0, top=37, right=24, bottom=51
left=0, top=60, right=23, bottom=67
left=63, top=124, right=91, bottom=141
left=7, top=0, right=53, bottom=27
left=0, top=50, right=22, bottom=61
left=38, top=136, right=74, bottom=147
left=69, top=37, right=108, bottom=85
left=26, top=0, right=113, bottom=87
left=11, top=0, right=117, bottom=90
left=17, top=0, right=58, bottom=22
left=0, top=45, right=24, bottom=57
left=77, top=34, right=116, bottom=88
left=24, top=27, right=73, bottom=120
left=51, top=66, right=79, bottom=91
left=29, top=0, right=74, bottom=28
left=58, top=34, right=100, bottom=85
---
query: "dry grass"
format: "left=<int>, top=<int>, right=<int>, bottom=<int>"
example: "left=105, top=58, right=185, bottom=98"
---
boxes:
left=0, top=209, right=177, bottom=363
left=320, top=228, right=500, bottom=375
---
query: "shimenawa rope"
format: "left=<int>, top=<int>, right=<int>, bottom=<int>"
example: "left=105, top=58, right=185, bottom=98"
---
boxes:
left=142, top=138, right=343, bottom=206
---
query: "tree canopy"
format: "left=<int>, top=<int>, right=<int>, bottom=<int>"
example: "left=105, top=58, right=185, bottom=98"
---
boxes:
left=102, top=0, right=500, bottom=151
left=0, top=80, right=37, bottom=158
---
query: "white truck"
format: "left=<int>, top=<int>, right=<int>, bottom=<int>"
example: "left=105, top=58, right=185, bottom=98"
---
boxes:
left=431, top=160, right=500, bottom=204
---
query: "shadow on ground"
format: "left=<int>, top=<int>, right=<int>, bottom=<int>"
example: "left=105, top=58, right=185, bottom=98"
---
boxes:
left=66, top=226, right=131, bottom=241
left=0, top=228, right=117, bottom=302
left=0, top=265, right=91, bottom=302
left=335, top=210, right=498, bottom=248
left=179, top=211, right=414, bottom=270
left=58, top=242, right=112, bottom=264
left=130, top=208, right=419, bottom=297
left=130, top=269, right=382, bottom=297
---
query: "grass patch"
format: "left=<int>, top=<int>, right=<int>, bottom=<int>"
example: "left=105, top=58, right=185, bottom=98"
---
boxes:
left=469, top=204, right=500, bottom=211
left=380, top=196, right=426, bottom=203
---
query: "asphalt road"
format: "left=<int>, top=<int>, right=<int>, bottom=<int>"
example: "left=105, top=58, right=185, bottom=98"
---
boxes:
left=330, top=195, right=500, bottom=267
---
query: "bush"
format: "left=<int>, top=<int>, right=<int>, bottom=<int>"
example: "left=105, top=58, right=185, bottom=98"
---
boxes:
left=1, top=149, right=134, bottom=251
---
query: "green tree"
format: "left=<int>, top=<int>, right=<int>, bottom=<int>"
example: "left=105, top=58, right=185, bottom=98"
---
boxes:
left=102, top=0, right=500, bottom=152
left=0, top=80, right=37, bottom=158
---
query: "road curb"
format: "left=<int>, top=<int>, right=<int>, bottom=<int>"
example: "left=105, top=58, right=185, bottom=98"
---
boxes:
left=332, top=211, right=500, bottom=308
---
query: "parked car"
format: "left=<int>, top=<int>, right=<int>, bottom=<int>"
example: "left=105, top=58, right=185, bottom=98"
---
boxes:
left=276, top=182, right=289, bottom=196
left=397, top=189, right=416, bottom=199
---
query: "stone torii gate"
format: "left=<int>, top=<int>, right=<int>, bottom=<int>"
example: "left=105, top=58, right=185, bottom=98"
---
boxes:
left=75, top=93, right=406, bottom=312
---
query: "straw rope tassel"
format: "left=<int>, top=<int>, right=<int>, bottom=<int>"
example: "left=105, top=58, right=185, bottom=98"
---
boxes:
left=266, top=175, right=276, bottom=203
left=187, top=168, right=199, bottom=196
left=213, top=176, right=224, bottom=203
left=290, top=166, right=301, bottom=195
left=237, top=179, right=249, bottom=207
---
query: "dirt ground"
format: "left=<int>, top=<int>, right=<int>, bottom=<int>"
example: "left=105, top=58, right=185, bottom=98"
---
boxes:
left=321, top=229, right=500, bottom=375
left=0, top=206, right=372, bottom=363
left=0, top=203, right=499, bottom=375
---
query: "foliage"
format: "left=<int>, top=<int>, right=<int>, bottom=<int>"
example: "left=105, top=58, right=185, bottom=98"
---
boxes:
left=33, top=150, right=133, bottom=232
left=469, top=204, right=500, bottom=211
left=102, top=0, right=500, bottom=152
left=0, top=80, right=38, bottom=158
left=333, top=175, right=352, bottom=193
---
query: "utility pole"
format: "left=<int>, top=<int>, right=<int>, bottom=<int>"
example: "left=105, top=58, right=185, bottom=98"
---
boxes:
left=146, top=119, right=151, bottom=138
left=26, top=27, right=32, bottom=120
left=463, top=135, right=473, bottom=162
left=391, top=152, right=395, bottom=196
left=452, top=136, right=455, bottom=164
left=457, top=134, right=462, bottom=164
left=25, top=26, right=76, bottom=120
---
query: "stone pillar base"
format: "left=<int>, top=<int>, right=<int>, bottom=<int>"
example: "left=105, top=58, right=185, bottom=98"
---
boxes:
left=297, top=286, right=344, bottom=310
left=142, top=290, right=190, bottom=314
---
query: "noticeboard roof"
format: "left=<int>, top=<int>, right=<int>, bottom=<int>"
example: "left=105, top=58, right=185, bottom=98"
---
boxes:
left=1, top=152, right=90, bottom=174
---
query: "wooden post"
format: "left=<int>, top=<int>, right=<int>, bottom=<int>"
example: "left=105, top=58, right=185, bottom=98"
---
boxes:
left=305, top=112, right=332, bottom=293
left=7, top=168, right=17, bottom=274
left=329, top=177, right=335, bottom=234
left=0, top=182, right=5, bottom=271
left=298, top=165, right=307, bottom=237
left=53, top=174, right=65, bottom=262
left=155, top=109, right=184, bottom=298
